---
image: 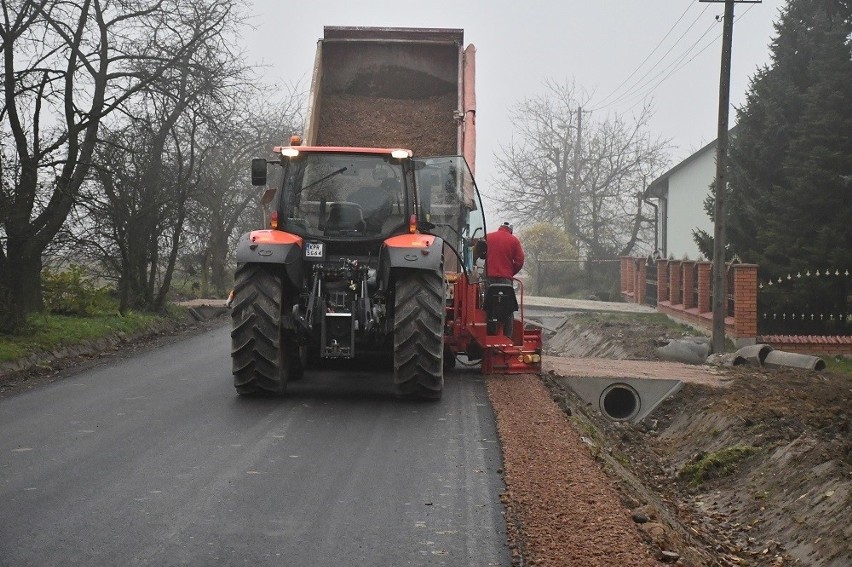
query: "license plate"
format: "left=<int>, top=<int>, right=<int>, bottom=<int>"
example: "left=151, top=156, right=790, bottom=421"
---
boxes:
left=305, top=242, right=324, bottom=258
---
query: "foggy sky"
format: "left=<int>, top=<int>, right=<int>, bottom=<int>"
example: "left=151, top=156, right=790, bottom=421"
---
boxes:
left=245, top=0, right=785, bottom=222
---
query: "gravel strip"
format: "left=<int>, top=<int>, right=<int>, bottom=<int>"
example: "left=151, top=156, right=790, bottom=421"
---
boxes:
left=487, top=373, right=662, bottom=566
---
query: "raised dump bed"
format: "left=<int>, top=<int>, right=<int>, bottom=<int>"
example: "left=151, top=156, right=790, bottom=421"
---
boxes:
left=304, top=26, right=474, bottom=159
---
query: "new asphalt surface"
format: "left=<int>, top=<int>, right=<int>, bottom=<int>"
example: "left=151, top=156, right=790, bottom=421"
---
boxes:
left=0, top=326, right=508, bottom=566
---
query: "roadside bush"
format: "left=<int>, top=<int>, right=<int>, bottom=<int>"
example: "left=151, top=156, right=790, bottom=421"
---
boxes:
left=535, top=263, right=584, bottom=297
left=536, top=261, right=622, bottom=300
left=42, top=265, right=112, bottom=316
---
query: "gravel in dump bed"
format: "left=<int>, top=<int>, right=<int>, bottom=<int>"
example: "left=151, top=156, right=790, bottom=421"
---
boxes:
left=487, top=373, right=662, bottom=566
left=316, top=93, right=458, bottom=155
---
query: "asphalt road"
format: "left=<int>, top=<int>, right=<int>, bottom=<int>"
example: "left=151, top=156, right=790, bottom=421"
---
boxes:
left=0, top=325, right=509, bottom=566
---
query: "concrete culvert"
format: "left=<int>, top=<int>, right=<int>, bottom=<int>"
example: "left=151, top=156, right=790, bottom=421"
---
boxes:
left=764, top=350, right=826, bottom=371
left=600, top=383, right=641, bottom=421
left=735, top=344, right=774, bottom=365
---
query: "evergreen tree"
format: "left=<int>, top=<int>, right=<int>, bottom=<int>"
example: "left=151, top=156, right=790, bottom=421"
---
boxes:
left=724, top=0, right=852, bottom=278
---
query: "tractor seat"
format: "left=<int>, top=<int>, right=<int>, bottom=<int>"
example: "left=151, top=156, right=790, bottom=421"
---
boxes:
left=326, top=202, right=365, bottom=233
left=484, top=283, right=518, bottom=320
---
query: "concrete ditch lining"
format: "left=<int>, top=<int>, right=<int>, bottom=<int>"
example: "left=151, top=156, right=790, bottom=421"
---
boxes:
left=557, top=375, right=684, bottom=423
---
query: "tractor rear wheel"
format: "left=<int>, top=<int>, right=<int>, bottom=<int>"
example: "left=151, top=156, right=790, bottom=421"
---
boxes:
left=393, top=270, right=446, bottom=400
left=231, top=263, right=300, bottom=395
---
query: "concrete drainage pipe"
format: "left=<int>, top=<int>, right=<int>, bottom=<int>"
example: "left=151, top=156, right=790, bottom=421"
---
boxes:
left=764, top=350, right=826, bottom=371
left=656, top=339, right=711, bottom=365
left=735, top=344, right=774, bottom=365
left=600, top=383, right=641, bottom=421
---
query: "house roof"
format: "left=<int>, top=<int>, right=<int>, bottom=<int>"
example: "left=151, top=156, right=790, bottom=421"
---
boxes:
left=647, top=138, right=716, bottom=198
left=647, top=125, right=739, bottom=199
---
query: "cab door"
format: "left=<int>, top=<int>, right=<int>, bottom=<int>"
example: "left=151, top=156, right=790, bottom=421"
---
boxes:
left=413, top=156, right=486, bottom=277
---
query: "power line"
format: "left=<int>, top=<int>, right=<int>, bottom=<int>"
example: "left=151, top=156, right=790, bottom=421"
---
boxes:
left=590, top=3, right=711, bottom=112
left=593, top=3, right=697, bottom=108
left=621, top=3, right=758, bottom=113
left=595, top=3, right=757, bottom=114
left=618, top=19, right=721, bottom=111
left=616, top=19, right=719, bottom=110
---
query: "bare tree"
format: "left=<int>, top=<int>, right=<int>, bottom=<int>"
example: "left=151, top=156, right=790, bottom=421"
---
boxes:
left=492, top=80, right=669, bottom=262
left=185, top=91, right=305, bottom=298
left=0, top=0, right=233, bottom=329
left=71, top=0, right=247, bottom=313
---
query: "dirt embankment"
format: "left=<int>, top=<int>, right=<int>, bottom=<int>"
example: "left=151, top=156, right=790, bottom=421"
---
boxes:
left=492, top=313, right=851, bottom=566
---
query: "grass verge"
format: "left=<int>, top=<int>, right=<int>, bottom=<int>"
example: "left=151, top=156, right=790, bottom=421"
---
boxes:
left=824, top=356, right=852, bottom=375
left=0, top=310, right=180, bottom=364
left=678, top=445, right=761, bottom=486
left=569, top=311, right=705, bottom=336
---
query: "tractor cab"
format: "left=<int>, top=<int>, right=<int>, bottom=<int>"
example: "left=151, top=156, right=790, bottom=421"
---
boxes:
left=260, top=147, right=415, bottom=242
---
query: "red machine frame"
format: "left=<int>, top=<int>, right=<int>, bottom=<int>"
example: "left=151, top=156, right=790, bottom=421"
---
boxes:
left=445, top=273, right=542, bottom=374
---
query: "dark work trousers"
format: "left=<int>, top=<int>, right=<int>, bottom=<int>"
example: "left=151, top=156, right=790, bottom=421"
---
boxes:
left=487, top=277, right=516, bottom=339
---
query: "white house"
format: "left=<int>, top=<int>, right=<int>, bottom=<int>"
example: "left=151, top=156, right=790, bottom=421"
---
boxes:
left=647, top=137, right=721, bottom=260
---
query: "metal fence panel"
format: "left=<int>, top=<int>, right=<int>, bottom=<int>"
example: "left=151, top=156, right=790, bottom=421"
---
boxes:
left=645, top=257, right=657, bottom=307
left=758, top=268, right=851, bottom=335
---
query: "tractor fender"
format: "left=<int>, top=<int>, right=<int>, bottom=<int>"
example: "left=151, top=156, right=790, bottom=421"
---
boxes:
left=235, top=230, right=303, bottom=290
left=379, top=234, right=445, bottom=290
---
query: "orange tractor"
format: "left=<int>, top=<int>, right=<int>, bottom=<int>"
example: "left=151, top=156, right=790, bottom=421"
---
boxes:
left=230, top=28, right=540, bottom=398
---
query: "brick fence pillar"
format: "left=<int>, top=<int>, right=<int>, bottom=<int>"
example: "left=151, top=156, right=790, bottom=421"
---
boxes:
left=682, top=261, right=696, bottom=309
left=657, top=259, right=669, bottom=304
left=636, top=260, right=647, bottom=305
left=733, top=264, right=758, bottom=338
left=669, top=260, right=682, bottom=305
left=697, top=262, right=712, bottom=313
left=632, top=258, right=643, bottom=304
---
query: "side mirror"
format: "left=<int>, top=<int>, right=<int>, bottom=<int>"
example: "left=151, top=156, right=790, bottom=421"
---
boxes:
left=251, top=158, right=267, bottom=186
left=260, top=188, right=276, bottom=205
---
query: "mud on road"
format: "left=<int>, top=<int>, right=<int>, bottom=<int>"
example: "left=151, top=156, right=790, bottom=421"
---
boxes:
left=491, top=312, right=851, bottom=566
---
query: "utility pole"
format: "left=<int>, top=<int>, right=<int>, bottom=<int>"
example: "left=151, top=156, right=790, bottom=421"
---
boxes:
left=701, top=0, right=760, bottom=353
left=712, top=0, right=735, bottom=354
left=572, top=107, right=583, bottom=256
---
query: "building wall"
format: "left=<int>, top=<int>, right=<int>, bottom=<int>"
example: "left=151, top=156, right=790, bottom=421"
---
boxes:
left=664, top=148, right=715, bottom=260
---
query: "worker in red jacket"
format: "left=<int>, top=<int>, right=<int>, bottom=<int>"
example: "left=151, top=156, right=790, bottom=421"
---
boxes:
left=485, top=222, right=525, bottom=337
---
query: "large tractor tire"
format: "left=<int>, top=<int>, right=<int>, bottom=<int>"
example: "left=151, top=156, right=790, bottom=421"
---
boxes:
left=393, top=270, right=446, bottom=400
left=231, top=263, right=301, bottom=395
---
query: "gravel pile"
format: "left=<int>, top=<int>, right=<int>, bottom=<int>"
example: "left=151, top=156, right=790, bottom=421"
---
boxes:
left=316, top=93, right=458, bottom=155
left=487, top=373, right=662, bottom=566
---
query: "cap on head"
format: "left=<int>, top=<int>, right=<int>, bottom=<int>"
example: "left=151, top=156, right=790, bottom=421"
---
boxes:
left=501, top=221, right=513, bottom=233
